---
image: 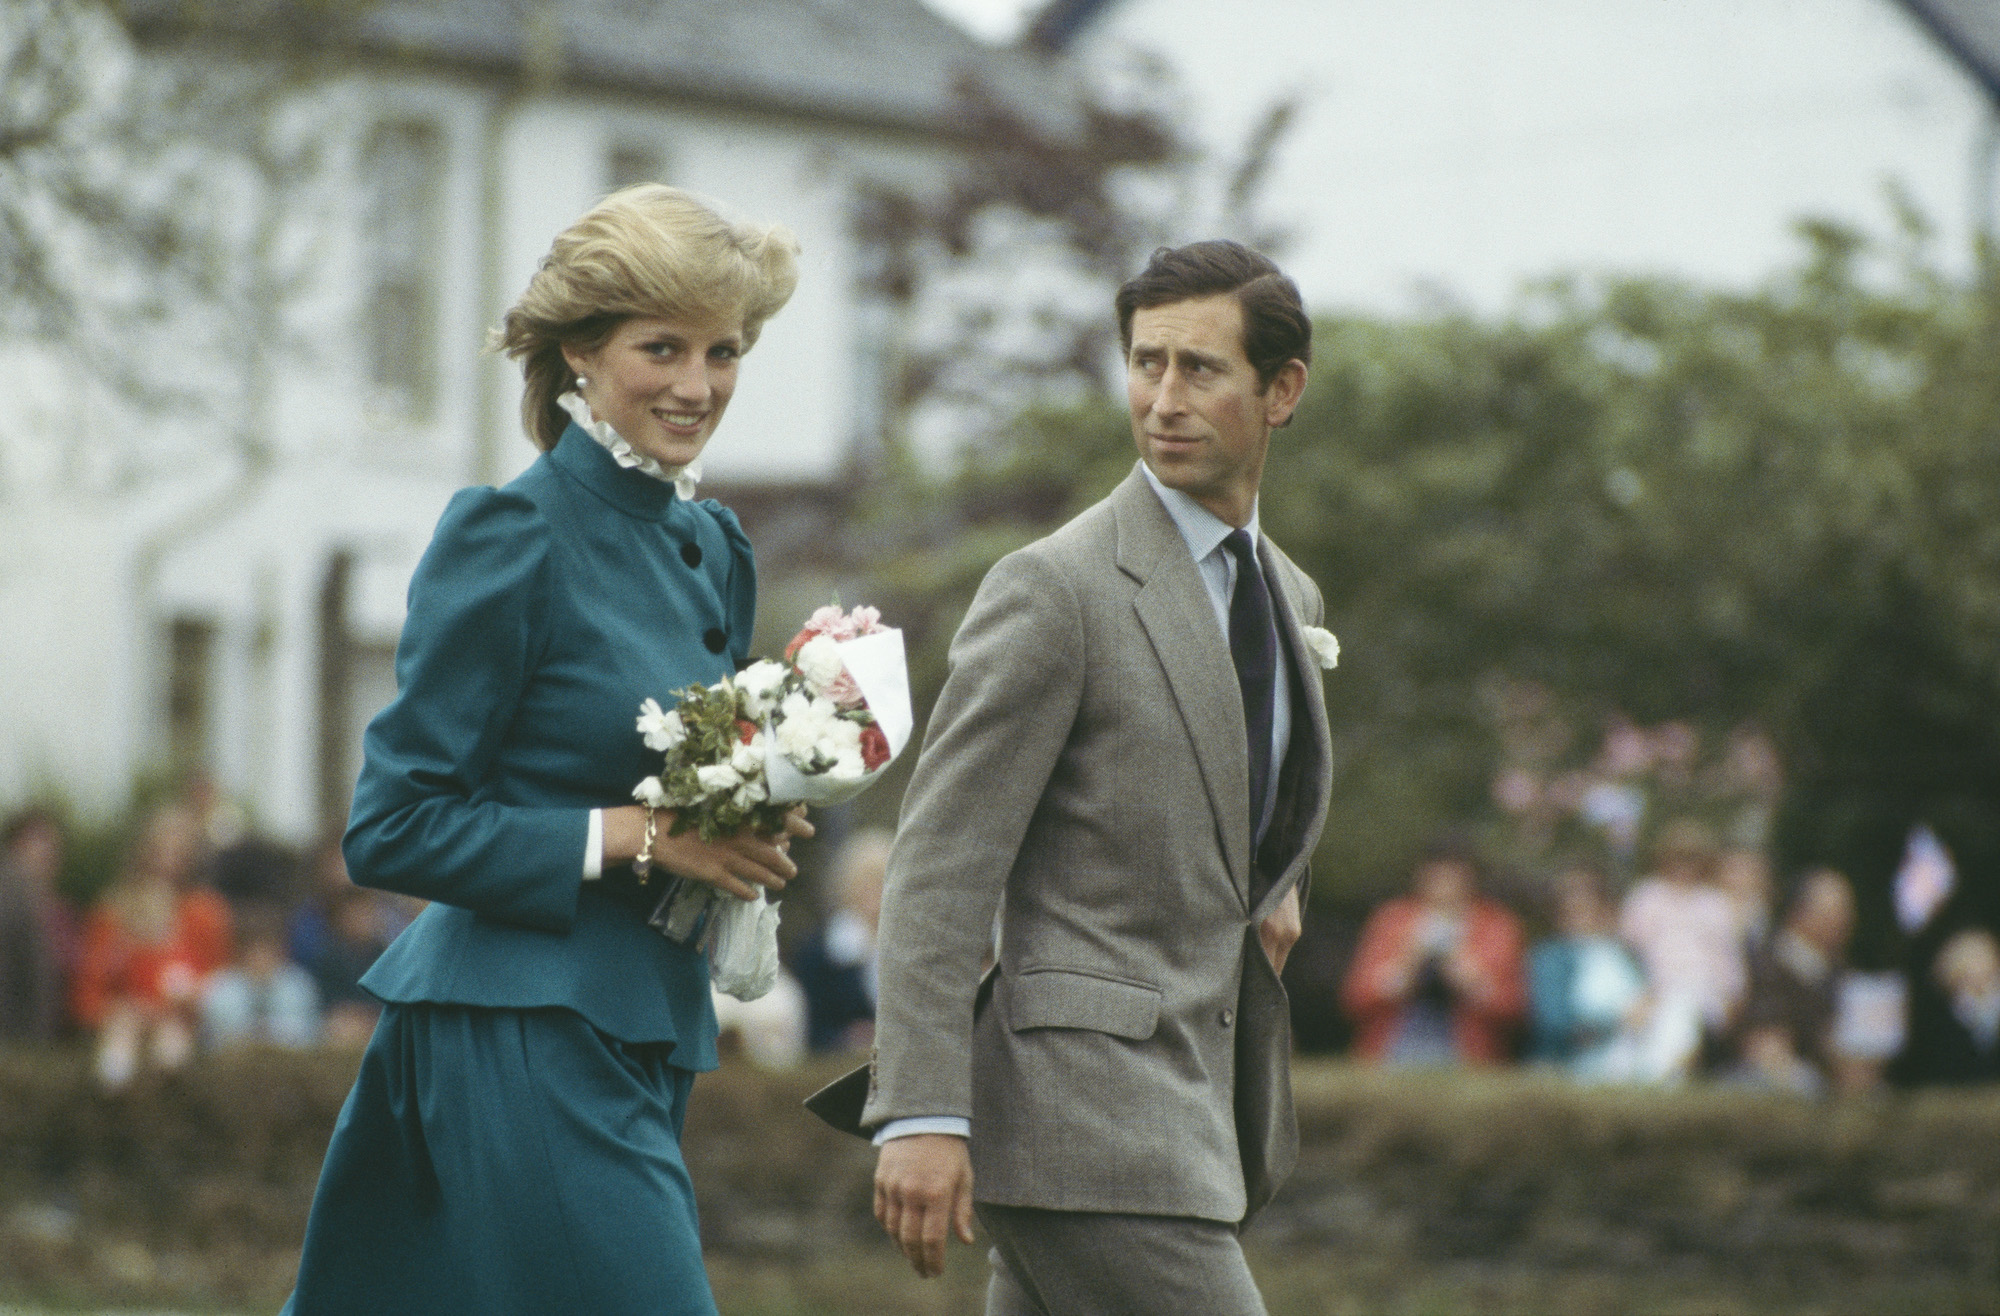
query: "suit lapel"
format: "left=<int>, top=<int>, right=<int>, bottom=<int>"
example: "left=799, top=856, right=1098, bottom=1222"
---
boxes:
left=1114, top=468, right=1254, bottom=904
left=1252, top=536, right=1334, bottom=923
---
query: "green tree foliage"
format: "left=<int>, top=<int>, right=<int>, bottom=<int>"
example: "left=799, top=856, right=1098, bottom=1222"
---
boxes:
left=879, top=222, right=2000, bottom=957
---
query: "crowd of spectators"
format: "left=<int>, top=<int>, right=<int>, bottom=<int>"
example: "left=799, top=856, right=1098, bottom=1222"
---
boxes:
left=5, top=781, right=1995, bottom=1099
left=1332, top=819, right=1998, bottom=1094
left=0, top=793, right=409, bottom=1089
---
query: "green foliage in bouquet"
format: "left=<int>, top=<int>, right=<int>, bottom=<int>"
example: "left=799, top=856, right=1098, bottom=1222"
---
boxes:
left=651, top=679, right=792, bottom=843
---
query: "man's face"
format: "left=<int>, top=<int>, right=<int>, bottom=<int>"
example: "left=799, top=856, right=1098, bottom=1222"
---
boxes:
left=1125, top=294, right=1303, bottom=527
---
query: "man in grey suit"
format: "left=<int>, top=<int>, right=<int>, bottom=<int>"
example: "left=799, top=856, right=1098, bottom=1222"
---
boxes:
left=864, top=241, right=1335, bottom=1314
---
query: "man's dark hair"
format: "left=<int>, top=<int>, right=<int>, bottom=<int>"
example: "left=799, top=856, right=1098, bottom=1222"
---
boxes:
left=1115, top=240, right=1312, bottom=391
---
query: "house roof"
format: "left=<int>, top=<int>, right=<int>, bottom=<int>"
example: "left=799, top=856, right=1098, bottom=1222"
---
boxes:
left=1894, top=0, right=2000, bottom=109
left=122, top=0, right=1085, bottom=143
left=1023, top=0, right=1117, bottom=53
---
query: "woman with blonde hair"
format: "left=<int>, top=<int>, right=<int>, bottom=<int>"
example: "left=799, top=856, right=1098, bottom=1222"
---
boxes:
left=284, top=186, right=810, bottom=1316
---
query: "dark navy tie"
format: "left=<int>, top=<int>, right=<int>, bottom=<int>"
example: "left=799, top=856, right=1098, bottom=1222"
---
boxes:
left=1223, top=529, right=1278, bottom=840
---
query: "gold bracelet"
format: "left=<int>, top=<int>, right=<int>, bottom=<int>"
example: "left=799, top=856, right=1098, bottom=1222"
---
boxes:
left=634, top=805, right=658, bottom=881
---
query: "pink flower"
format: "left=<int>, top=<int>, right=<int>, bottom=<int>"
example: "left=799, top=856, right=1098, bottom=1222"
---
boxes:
left=785, top=603, right=886, bottom=658
left=821, top=670, right=865, bottom=710
left=807, top=604, right=857, bottom=640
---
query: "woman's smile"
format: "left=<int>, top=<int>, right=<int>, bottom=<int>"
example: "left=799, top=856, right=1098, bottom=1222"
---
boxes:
left=565, top=312, right=745, bottom=470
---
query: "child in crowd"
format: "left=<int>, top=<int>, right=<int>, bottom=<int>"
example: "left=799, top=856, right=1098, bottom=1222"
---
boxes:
left=1913, top=927, right=2000, bottom=1084
left=202, top=903, right=321, bottom=1049
left=1619, top=820, right=1744, bottom=1048
left=1729, top=869, right=1855, bottom=1095
left=791, top=828, right=892, bottom=1053
left=72, top=805, right=232, bottom=1088
left=1529, top=866, right=1700, bottom=1082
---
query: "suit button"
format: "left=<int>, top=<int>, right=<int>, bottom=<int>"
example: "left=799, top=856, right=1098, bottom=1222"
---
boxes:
left=1218, top=1009, right=1235, bottom=1027
left=681, top=542, right=702, bottom=567
left=703, top=628, right=728, bottom=653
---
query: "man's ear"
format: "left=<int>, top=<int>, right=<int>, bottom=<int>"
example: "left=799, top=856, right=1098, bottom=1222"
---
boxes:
left=1264, top=359, right=1308, bottom=429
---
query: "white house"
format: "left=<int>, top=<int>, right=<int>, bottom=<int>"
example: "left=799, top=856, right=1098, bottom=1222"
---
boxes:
left=0, top=0, right=1079, bottom=841
left=1020, top=0, right=1999, bottom=313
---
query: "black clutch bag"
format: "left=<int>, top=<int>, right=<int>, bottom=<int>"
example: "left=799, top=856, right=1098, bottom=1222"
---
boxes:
left=804, top=1063, right=872, bottom=1139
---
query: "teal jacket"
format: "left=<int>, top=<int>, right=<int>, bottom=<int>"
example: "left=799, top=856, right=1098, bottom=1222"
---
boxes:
left=347, top=424, right=755, bottom=1069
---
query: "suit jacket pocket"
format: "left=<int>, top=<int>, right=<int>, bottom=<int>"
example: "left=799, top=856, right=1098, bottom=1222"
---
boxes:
left=1008, top=968, right=1161, bottom=1041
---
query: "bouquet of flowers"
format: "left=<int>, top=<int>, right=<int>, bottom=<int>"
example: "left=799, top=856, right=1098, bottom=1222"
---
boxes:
left=629, top=604, right=912, bottom=996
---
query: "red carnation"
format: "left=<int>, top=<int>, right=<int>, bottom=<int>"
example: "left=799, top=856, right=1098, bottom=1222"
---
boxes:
left=860, top=722, right=890, bottom=772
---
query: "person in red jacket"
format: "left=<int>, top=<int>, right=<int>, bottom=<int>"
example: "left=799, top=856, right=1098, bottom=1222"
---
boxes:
left=1342, top=834, right=1526, bottom=1064
left=72, top=803, right=233, bottom=1087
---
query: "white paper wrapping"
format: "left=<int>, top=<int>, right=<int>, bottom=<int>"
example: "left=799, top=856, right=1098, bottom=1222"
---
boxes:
left=761, top=628, right=913, bottom=805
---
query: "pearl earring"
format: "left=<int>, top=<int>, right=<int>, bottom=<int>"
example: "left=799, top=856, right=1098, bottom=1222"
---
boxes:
left=574, top=375, right=588, bottom=392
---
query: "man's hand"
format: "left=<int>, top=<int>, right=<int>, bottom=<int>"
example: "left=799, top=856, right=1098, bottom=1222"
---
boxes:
left=874, top=1134, right=975, bottom=1279
left=1259, top=885, right=1303, bottom=974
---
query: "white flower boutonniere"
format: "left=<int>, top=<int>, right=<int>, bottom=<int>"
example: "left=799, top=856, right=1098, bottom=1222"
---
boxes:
left=1302, top=625, right=1340, bottom=670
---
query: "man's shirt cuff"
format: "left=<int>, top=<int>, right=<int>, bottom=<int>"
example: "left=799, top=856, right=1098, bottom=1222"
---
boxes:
left=873, top=1116, right=970, bottom=1146
left=583, top=808, right=604, bottom=880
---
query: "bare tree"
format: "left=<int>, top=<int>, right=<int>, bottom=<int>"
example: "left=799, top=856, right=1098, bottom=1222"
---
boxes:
left=850, top=55, right=1299, bottom=469
left=0, top=0, right=350, bottom=482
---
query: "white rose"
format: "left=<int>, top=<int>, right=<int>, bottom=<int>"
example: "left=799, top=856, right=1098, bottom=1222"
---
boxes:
left=631, top=776, right=670, bottom=808
left=816, top=715, right=866, bottom=779
left=636, top=698, right=686, bottom=752
left=774, top=693, right=840, bottom=767
left=795, top=635, right=847, bottom=695
left=730, top=733, right=766, bottom=778
left=732, top=776, right=768, bottom=808
left=695, top=762, right=743, bottom=796
left=735, top=661, right=791, bottom=717
left=1302, top=625, right=1340, bottom=670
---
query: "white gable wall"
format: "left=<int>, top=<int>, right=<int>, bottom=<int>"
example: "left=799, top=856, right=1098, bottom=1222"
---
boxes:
left=1075, top=0, right=1992, bottom=312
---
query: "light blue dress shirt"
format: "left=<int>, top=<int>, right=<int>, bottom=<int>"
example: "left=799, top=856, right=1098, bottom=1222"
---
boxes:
left=1138, top=461, right=1293, bottom=842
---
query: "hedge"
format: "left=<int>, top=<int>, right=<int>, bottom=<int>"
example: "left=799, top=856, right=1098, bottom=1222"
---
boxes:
left=0, top=1047, right=1994, bottom=1312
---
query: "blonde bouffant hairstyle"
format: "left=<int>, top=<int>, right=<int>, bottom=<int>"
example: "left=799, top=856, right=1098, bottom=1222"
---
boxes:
left=494, top=185, right=800, bottom=452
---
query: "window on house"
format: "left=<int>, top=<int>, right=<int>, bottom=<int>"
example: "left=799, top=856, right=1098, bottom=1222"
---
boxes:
left=167, top=617, right=214, bottom=773
left=607, top=140, right=664, bottom=190
left=363, top=120, right=444, bottom=422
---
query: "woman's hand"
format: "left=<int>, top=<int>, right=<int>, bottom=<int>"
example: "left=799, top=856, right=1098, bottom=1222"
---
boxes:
left=603, top=805, right=814, bottom=901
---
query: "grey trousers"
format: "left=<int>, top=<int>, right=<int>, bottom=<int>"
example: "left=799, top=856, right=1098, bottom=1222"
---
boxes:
left=976, top=1203, right=1268, bottom=1316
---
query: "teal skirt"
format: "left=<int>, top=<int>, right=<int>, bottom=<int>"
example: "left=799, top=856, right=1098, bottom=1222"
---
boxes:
left=283, top=1003, right=716, bottom=1316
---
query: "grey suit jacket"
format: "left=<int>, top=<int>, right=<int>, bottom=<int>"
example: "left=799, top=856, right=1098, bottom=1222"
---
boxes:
left=859, top=463, right=1334, bottom=1225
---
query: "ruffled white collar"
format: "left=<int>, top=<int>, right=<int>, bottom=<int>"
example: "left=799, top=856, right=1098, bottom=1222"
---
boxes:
left=557, top=391, right=701, bottom=501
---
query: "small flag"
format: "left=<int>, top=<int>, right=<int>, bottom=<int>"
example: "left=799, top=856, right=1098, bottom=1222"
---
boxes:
left=1893, top=823, right=1955, bottom=934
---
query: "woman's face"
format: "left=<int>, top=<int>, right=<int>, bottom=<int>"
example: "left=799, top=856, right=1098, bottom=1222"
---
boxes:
left=563, top=311, right=745, bottom=470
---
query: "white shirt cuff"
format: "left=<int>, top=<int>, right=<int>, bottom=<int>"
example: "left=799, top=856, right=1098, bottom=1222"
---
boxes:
left=873, top=1116, right=970, bottom=1146
left=583, top=808, right=604, bottom=881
